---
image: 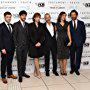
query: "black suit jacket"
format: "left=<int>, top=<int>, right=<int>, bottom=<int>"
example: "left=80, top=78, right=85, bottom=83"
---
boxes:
left=0, top=22, right=15, bottom=52
left=28, top=22, right=45, bottom=57
left=69, top=20, right=86, bottom=47
left=13, top=21, right=29, bottom=48
left=44, top=22, right=57, bottom=53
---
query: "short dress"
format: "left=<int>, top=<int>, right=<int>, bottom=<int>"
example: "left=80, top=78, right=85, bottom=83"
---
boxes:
left=56, top=21, right=69, bottom=60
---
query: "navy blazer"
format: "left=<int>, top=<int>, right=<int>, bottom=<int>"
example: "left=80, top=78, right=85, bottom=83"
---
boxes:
left=0, top=22, right=15, bottom=52
left=69, top=20, right=86, bottom=47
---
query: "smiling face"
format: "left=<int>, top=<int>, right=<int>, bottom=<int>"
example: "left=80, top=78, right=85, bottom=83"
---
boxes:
left=61, top=14, right=66, bottom=21
left=34, top=16, right=41, bottom=23
left=19, top=14, right=27, bottom=22
left=44, top=14, right=51, bottom=22
left=4, top=14, right=12, bottom=23
left=71, top=12, right=78, bottom=21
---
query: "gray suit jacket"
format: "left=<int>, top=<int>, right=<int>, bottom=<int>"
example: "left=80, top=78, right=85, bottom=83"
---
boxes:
left=13, top=21, right=29, bottom=48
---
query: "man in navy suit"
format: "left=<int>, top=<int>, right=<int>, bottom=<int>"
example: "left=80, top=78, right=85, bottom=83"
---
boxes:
left=69, top=10, right=86, bottom=75
left=0, top=12, right=17, bottom=84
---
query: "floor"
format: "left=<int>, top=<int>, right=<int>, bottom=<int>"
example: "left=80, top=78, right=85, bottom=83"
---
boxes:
left=0, top=70, right=90, bottom=90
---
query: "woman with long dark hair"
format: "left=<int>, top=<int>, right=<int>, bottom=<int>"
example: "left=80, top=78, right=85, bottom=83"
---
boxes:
left=28, top=13, right=45, bottom=78
left=56, top=12, right=72, bottom=75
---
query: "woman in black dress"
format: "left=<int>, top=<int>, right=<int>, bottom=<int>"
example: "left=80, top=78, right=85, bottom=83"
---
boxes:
left=28, top=13, right=45, bottom=78
left=56, top=12, right=72, bottom=75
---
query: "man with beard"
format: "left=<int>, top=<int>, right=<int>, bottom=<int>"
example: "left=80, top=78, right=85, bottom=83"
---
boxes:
left=13, top=10, right=30, bottom=82
left=0, top=12, right=17, bottom=84
left=69, top=10, right=86, bottom=75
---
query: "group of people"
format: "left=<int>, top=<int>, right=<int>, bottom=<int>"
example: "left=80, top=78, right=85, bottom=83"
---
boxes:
left=0, top=10, right=86, bottom=84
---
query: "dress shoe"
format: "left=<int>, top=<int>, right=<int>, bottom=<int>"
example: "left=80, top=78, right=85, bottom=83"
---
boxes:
left=70, top=70, right=74, bottom=74
left=46, top=72, right=50, bottom=76
left=18, top=77, right=22, bottom=83
left=75, top=71, right=80, bottom=75
left=2, top=78, right=7, bottom=84
left=8, top=75, right=17, bottom=79
left=22, top=73, right=30, bottom=78
left=53, top=72, right=59, bottom=76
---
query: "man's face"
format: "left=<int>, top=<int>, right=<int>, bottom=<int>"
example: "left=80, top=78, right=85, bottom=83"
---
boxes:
left=71, top=12, right=77, bottom=20
left=4, top=15, right=12, bottom=23
left=19, top=14, right=27, bottom=21
left=44, top=14, right=51, bottom=22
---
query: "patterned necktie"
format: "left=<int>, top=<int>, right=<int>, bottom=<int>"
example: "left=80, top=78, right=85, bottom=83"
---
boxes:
left=7, top=24, right=12, bottom=33
left=74, top=20, right=77, bottom=30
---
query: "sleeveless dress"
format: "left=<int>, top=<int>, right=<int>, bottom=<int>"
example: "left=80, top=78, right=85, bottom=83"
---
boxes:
left=56, top=21, right=69, bottom=60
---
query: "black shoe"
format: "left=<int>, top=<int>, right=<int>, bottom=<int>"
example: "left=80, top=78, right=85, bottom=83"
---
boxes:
left=63, top=73, right=67, bottom=76
left=18, top=77, right=22, bottom=83
left=46, top=72, right=50, bottom=76
left=53, top=72, right=59, bottom=76
left=75, top=71, right=80, bottom=76
left=70, top=70, right=74, bottom=74
left=22, top=73, right=30, bottom=78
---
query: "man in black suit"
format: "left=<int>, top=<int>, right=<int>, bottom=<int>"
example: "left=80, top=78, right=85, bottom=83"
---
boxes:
left=69, top=10, right=86, bottom=75
left=13, top=10, right=30, bottom=82
left=44, top=13, right=59, bottom=76
left=0, top=12, right=17, bottom=84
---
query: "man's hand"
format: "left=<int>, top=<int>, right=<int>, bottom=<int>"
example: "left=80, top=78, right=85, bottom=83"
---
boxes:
left=35, top=42, right=41, bottom=47
left=1, top=49, right=7, bottom=54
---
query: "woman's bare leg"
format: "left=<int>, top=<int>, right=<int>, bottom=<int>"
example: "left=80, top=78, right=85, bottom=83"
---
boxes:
left=34, top=58, right=41, bottom=78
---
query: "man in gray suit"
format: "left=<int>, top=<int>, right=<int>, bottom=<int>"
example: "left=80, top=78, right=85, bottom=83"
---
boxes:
left=13, top=10, right=30, bottom=82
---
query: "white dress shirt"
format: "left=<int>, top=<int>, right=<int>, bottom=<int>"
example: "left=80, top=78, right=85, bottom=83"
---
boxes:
left=46, top=23, right=54, bottom=37
left=20, top=20, right=25, bottom=27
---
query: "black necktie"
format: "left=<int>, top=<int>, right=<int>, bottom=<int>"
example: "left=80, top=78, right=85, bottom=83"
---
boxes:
left=74, top=21, right=76, bottom=30
left=7, top=24, right=12, bottom=33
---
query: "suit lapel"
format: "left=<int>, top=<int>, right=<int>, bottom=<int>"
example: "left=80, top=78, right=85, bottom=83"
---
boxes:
left=3, top=22, right=12, bottom=33
left=45, top=22, right=55, bottom=37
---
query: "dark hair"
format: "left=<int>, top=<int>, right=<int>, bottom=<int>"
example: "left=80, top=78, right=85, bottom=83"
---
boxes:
left=4, top=11, right=12, bottom=17
left=70, top=10, right=78, bottom=16
left=57, top=12, right=66, bottom=22
left=19, top=10, right=27, bottom=16
left=32, top=12, right=41, bottom=21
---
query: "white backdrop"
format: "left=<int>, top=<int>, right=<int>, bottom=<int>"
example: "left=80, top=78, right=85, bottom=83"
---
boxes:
left=0, top=0, right=90, bottom=73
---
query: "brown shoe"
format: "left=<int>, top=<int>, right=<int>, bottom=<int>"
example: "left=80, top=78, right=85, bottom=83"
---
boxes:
left=8, top=75, right=17, bottom=79
left=2, top=78, right=7, bottom=84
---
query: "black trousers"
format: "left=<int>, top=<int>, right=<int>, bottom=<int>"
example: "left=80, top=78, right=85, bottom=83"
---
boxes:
left=1, top=50, right=14, bottom=78
left=16, top=46, right=28, bottom=77
left=70, top=44, right=83, bottom=71
left=45, top=42, right=57, bottom=72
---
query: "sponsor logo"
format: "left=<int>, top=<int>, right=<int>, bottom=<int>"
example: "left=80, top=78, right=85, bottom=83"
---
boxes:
left=37, top=2, right=45, bottom=7
left=83, top=3, right=90, bottom=7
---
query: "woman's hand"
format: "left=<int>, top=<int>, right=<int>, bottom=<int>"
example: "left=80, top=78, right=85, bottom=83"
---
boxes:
left=67, top=41, right=72, bottom=46
left=35, top=42, right=41, bottom=47
left=1, top=49, right=7, bottom=54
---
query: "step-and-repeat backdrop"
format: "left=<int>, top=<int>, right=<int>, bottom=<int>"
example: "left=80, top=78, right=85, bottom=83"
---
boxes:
left=0, top=0, right=90, bottom=73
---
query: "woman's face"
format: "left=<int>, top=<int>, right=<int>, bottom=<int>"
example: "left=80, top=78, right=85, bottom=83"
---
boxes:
left=61, top=14, right=66, bottom=21
left=34, top=16, right=40, bottom=23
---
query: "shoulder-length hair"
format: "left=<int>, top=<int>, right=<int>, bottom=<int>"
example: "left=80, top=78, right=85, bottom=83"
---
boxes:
left=57, top=12, right=66, bottom=22
left=32, top=12, right=41, bottom=22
